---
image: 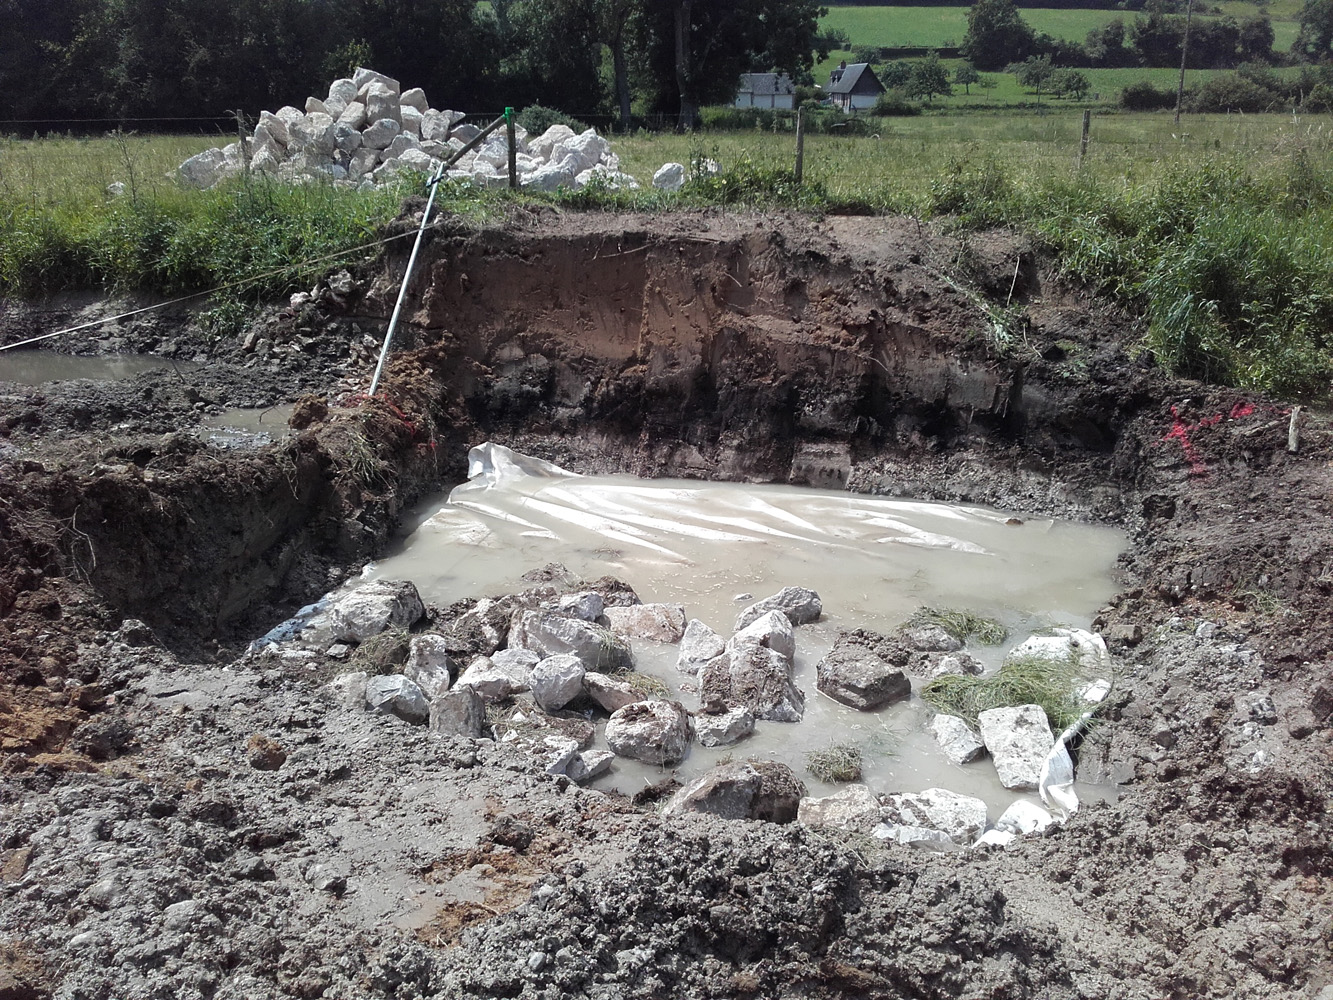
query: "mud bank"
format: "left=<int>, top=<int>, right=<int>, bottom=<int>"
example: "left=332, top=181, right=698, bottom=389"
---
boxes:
left=1, top=209, right=1331, bottom=1000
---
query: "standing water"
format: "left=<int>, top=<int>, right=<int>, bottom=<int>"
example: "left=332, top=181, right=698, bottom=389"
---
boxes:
left=367, top=448, right=1126, bottom=815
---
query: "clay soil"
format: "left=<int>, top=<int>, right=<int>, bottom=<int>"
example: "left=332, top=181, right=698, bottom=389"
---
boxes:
left=0, top=208, right=1330, bottom=1000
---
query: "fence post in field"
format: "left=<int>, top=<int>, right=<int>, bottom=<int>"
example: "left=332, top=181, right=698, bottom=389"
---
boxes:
left=235, top=109, right=250, bottom=181
left=506, top=106, right=517, bottom=190
left=1079, top=110, right=1091, bottom=168
left=794, top=108, right=805, bottom=185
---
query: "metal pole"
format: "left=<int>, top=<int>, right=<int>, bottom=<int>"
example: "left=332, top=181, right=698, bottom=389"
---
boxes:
left=794, top=107, right=805, bottom=184
left=368, top=113, right=508, bottom=397
left=1174, top=0, right=1194, bottom=125
left=506, top=106, right=517, bottom=189
left=1078, top=109, right=1091, bottom=168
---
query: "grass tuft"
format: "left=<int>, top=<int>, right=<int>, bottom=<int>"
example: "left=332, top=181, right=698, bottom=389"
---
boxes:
left=904, top=606, right=1008, bottom=645
left=349, top=627, right=409, bottom=675
left=805, top=741, right=864, bottom=783
left=921, top=653, right=1086, bottom=731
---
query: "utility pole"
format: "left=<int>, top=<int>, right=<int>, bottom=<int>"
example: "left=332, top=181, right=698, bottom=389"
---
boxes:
left=1174, top=0, right=1194, bottom=125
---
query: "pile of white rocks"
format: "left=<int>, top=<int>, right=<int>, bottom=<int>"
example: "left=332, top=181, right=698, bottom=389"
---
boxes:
left=177, top=66, right=638, bottom=193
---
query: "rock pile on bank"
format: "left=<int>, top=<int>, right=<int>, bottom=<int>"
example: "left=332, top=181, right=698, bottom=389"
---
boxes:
left=177, top=66, right=638, bottom=192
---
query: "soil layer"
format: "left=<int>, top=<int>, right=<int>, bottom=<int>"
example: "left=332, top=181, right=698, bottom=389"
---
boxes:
left=1, top=208, right=1330, bottom=1000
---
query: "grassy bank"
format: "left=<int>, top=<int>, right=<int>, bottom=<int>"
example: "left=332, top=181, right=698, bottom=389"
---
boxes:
left=3, top=114, right=1332, bottom=399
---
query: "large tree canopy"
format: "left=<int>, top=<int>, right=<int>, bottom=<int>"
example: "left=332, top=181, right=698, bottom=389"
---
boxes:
left=961, top=0, right=1036, bottom=72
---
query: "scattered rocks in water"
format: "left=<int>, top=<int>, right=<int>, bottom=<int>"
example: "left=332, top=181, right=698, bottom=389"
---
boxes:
left=582, top=671, right=649, bottom=714
left=677, top=618, right=725, bottom=675
left=880, top=788, right=988, bottom=845
left=795, top=783, right=883, bottom=833
left=815, top=631, right=912, bottom=710
left=605, top=699, right=693, bottom=764
left=530, top=654, right=585, bottom=712
left=604, top=603, right=687, bottom=642
left=404, top=634, right=454, bottom=698
left=364, top=673, right=430, bottom=724
left=930, top=714, right=987, bottom=765
left=695, top=706, right=755, bottom=747
left=978, top=704, right=1055, bottom=790
left=664, top=761, right=806, bottom=822
left=700, top=611, right=804, bottom=722
left=509, top=609, right=634, bottom=672
left=454, top=654, right=531, bottom=702
left=734, top=586, right=822, bottom=632
left=326, top=579, right=424, bottom=642
left=429, top=686, right=485, bottom=737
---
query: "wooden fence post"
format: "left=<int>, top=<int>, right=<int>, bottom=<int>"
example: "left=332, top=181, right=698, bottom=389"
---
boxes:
left=794, top=108, right=805, bottom=184
left=1078, top=110, right=1091, bottom=169
left=506, top=106, right=517, bottom=190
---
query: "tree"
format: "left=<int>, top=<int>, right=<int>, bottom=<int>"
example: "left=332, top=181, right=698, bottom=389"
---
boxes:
left=1013, top=54, right=1054, bottom=101
left=954, top=61, right=981, bottom=94
left=1296, top=0, right=1333, bottom=60
left=1238, top=15, right=1275, bottom=62
left=1050, top=67, right=1090, bottom=99
left=961, top=0, right=1036, bottom=72
left=908, top=52, right=952, bottom=104
left=1085, top=19, right=1131, bottom=67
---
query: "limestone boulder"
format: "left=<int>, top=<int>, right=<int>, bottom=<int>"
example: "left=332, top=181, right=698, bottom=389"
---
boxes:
left=304, top=96, right=327, bottom=115
left=901, top=624, right=964, bottom=653
left=700, top=611, right=803, bottom=722
left=400, top=105, right=423, bottom=138
left=978, top=705, right=1055, bottom=790
left=530, top=654, right=585, bottom=713
left=404, top=635, right=454, bottom=699
left=452, top=123, right=482, bottom=143
left=420, top=109, right=462, bottom=142
left=695, top=706, right=754, bottom=747
left=652, top=162, right=686, bottom=192
left=604, top=603, right=686, bottom=643
left=362, top=118, right=402, bottom=150
left=325, top=78, right=357, bottom=118
left=521, top=162, right=576, bottom=192
left=583, top=672, right=649, bottom=714
left=574, top=165, right=639, bottom=191
left=348, top=147, right=379, bottom=180
left=398, top=149, right=437, bottom=173
left=909, top=650, right=985, bottom=679
left=509, top=610, right=633, bottom=673
left=677, top=618, right=725, bottom=675
left=353, top=67, right=400, bottom=95
left=454, top=654, right=531, bottom=702
left=429, top=687, right=485, bottom=738
left=566, top=749, right=614, bottom=783
left=400, top=86, right=429, bottom=112
left=529, top=124, right=576, bottom=161
left=663, top=761, right=805, bottom=823
left=815, top=635, right=911, bottom=711
left=178, top=148, right=226, bottom=189
left=930, top=714, right=986, bottom=765
left=274, top=105, right=304, bottom=132
left=337, top=101, right=367, bottom=132
left=881, top=788, right=988, bottom=845
left=996, top=799, right=1056, bottom=835
left=258, top=110, right=291, bottom=146
left=557, top=592, right=604, bottom=622
left=289, top=112, right=336, bottom=156
left=605, top=700, right=692, bottom=764
left=734, top=587, right=822, bottom=631
left=796, top=783, right=883, bottom=832
left=733, top=609, right=796, bottom=661
left=327, top=580, right=424, bottom=643
left=386, top=133, right=422, bottom=159
left=364, top=674, right=430, bottom=725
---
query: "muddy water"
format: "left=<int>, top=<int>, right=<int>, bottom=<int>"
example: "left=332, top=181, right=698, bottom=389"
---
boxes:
left=369, top=454, right=1126, bottom=816
left=197, top=404, right=295, bottom=448
left=0, top=349, right=188, bottom=384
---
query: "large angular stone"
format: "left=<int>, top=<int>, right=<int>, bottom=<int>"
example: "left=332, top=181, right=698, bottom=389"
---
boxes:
left=566, top=749, right=614, bottom=783
left=734, top=610, right=796, bottom=661
left=605, top=700, right=692, bottom=764
left=653, top=162, right=686, bottom=192
left=305, top=96, right=327, bottom=115
left=604, top=603, right=686, bottom=643
left=1007, top=627, right=1110, bottom=674
left=325, top=78, right=357, bottom=118
left=337, top=101, right=367, bottom=132
left=734, top=587, right=822, bottom=632
left=881, top=788, right=988, bottom=845
left=978, top=705, right=1055, bottom=790
left=178, top=148, right=226, bottom=189
left=274, top=105, right=304, bottom=133
left=699, top=611, right=803, bottom=722
left=362, top=81, right=400, bottom=125
left=258, top=110, right=291, bottom=146
left=289, top=112, right=336, bottom=156
left=695, top=707, right=754, bottom=747
left=404, top=635, right=454, bottom=699
left=420, top=109, right=462, bottom=143
left=930, top=714, right=986, bottom=765
left=454, top=654, right=530, bottom=702
left=521, top=162, right=576, bottom=192
left=385, top=132, right=422, bottom=159
left=353, top=67, right=400, bottom=95
left=557, top=592, right=604, bottom=622
left=327, top=580, right=424, bottom=643
left=400, top=105, right=424, bottom=138
left=909, top=651, right=984, bottom=679
left=362, top=118, right=402, bottom=150
left=529, top=124, right=576, bottom=161
left=333, top=122, right=363, bottom=154
left=796, top=783, right=883, bottom=832
left=677, top=619, right=725, bottom=675
left=663, top=761, right=805, bottom=823
left=583, top=672, right=649, bottom=714
left=996, top=800, right=1056, bottom=835
left=365, top=674, right=429, bottom=725
left=429, top=687, right=484, bottom=738
left=530, top=654, right=585, bottom=713
left=509, top=610, right=633, bottom=673
left=901, top=624, right=964, bottom=653
left=816, top=635, right=911, bottom=711
left=348, top=147, right=379, bottom=181
left=399, top=87, right=429, bottom=112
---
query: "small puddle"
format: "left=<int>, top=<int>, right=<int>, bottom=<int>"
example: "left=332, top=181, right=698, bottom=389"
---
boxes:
left=367, top=451, right=1127, bottom=817
left=0, top=349, right=189, bottom=385
left=197, top=404, right=296, bottom=448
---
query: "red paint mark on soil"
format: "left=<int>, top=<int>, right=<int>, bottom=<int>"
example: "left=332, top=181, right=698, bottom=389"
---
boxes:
left=1162, top=399, right=1265, bottom=478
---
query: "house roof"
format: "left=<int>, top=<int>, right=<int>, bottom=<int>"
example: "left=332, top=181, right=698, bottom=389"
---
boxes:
left=827, top=63, right=884, bottom=95
left=737, top=72, right=795, bottom=96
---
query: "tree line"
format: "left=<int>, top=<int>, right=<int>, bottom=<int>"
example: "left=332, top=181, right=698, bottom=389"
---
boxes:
left=0, top=0, right=830, bottom=131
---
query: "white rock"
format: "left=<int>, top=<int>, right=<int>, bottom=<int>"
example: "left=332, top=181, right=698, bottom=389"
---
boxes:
left=996, top=799, right=1055, bottom=836
left=400, top=105, right=423, bottom=137
left=604, top=603, right=686, bottom=643
left=404, top=635, right=454, bottom=699
left=420, top=109, right=461, bottom=143
left=289, top=112, right=336, bottom=156
left=733, top=610, right=795, bottom=662
left=566, top=748, right=614, bottom=783
left=325, top=670, right=368, bottom=711
left=815, top=635, right=911, bottom=711
left=258, top=110, right=291, bottom=147
left=521, top=162, right=576, bottom=192
left=677, top=619, right=725, bottom=675
left=694, top=706, right=754, bottom=747
left=327, top=580, right=424, bottom=643
left=930, top=714, right=987, bottom=765
left=429, top=686, right=484, bottom=737
left=1007, top=627, right=1109, bottom=674
left=178, top=148, right=226, bottom=189
left=274, top=105, right=304, bottom=133
left=881, top=788, right=988, bottom=844
left=492, top=647, right=540, bottom=675
left=305, top=96, right=327, bottom=115
left=251, top=122, right=285, bottom=160
left=509, top=610, right=633, bottom=672
left=558, top=592, right=604, bottom=621
left=582, top=672, right=648, bottom=714
left=337, top=101, right=367, bottom=131
left=574, top=165, right=639, bottom=191
left=362, top=81, right=400, bottom=125
left=452, top=122, right=482, bottom=143
left=348, top=147, right=379, bottom=180
left=353, top=67, right=400, bottom=95
left=385, top=133, right=422, bottom=159
left=902, top=624, right=963, bottom=652
left=400, top=86, right=429, bottom=112
left=365, top=674, right=430, bottom=725
left=974, top=830, right=1016, bottom=849
left=872, top=823, right=953, bottom=847
left=530, top=654, right=585, bottom=712
left=735, top=587, right=822, bottom=631
left=605, top=699, right=692, bottom=764
left=796, top=783, right=882, bottom=831
left=325, top=78, right=357, bottom=118
left=699, top=610, right=803, bottom=722
left=454, top=654, right=531, bottom=702
left=534, top=735, right=580, bottom=776
left=362, top=118, right=402, bottom=150
left=473, top=137, right=509, bottom=169
left=333, top=122, right=363, bottom=154
left=551, top=131, right=605, bottom=175
left=397, top=148, right=435, bottom=172
left=653, top=162, right=686, bottom=192
left=106, top=181, right=126, bottom=196
left=529, top=124, right=576, bottom=161
left=978, top=705, right=1055, bottom=790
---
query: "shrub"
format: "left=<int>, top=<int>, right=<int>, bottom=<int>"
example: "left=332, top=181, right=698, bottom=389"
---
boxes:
left=871, top=89, right=922, bottom=116
left=516, top=104, right=590, bottom=137
left=1188, top=73, right=1284, bottom=113
left=1120, top=80, right=1176, bottom=110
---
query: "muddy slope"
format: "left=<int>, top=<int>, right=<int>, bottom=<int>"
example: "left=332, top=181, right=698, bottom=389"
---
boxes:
left=0, top=209, right=1331, bottom=1000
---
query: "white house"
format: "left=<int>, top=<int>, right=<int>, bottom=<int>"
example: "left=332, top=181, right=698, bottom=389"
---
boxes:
left=734, top=72, right=796, bottom=109
left=827, top=62, right=885, bottom=111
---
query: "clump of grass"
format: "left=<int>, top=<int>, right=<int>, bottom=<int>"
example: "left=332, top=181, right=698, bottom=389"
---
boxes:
left=805, top=741, right=863, bottom=783
left=904, top=607, right=1008, bottom=645
left=921, top=653, right=1085, bottom=731
left=348, top=627, right=409, bottom=675
left=624, top=672, right=669, bottom=698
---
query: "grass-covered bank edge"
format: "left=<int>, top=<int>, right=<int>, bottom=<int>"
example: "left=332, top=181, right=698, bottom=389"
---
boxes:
left=3, top=131, right=1332, bottom=401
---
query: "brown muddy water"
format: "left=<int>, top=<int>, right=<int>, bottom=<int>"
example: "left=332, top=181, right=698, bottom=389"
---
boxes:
left=0, top=349, right=190, bottom=384
left=364, top=449, right=1127, bottom=818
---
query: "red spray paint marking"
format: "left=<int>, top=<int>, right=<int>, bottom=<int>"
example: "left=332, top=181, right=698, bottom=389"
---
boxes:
left=1161, top=400, right=1264, bottom=478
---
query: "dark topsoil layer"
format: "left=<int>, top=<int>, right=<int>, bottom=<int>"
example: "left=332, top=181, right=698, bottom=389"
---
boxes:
left=0, top=208, right=1330, bottom=1000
